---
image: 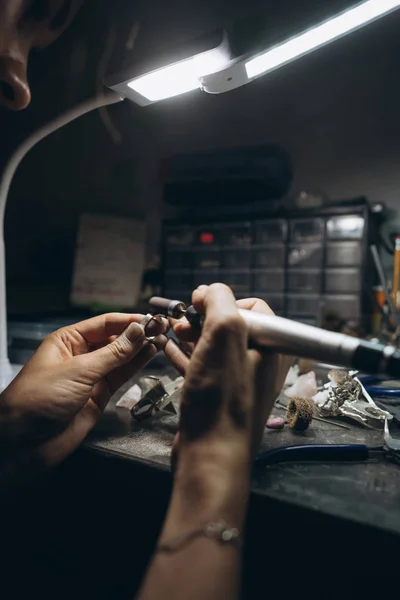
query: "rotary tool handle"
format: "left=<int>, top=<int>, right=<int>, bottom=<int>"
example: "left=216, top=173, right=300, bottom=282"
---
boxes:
left=149, top=297, right=172, bottom=315
left=185, top=305, right=203, bottom=329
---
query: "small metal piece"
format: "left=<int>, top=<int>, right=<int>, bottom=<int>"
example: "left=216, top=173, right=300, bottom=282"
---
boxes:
left=130, top=376, right=184, bottom=421
left=130, top=376, right=168, bottom=421
left=149, top=297, right=187, bottom=319
left=140, top=313, right=169, bottom=342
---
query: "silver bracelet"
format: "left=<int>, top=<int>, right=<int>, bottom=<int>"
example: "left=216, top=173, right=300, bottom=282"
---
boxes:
left=156, top=521, right=242, bottom=554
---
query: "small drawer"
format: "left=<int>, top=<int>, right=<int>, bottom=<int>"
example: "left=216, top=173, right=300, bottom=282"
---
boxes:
left=287, top=269, right=321, bottom=293
left=254, top=219, right=288, bottom=243
left=327, top=215, right=364, bottom=240
left=290, top=218, right=324, bottom=243
left=221, top=222, right=253, bottom=246
left=222, top=249, right=251, bottom=268
left=326, top=242, right=362, bottom=266
left=165, top=227, right=195, bottom=248
left=220, top=270, right=251, bottom=293
left=165, top=270, right=193, bottom=291
left=325, top=268, right=361, bottom=293
left=193, top=270, right=219, bottom=287
left=195, top=248, right=221, bottom=269
left=165, top=251, right=193, bottom=270
left=288, top=243, right=323, bottom=268
left=322, top=295, right=360, bottom=319
left=287, top=294, right=320, bottom=316
left=253, top=245, right=286, bottom=268
left=253, top=269, right=285, bottom=292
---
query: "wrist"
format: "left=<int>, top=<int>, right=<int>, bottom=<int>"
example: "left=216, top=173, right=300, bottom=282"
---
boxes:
left=168, top=445, right=251, bottom=534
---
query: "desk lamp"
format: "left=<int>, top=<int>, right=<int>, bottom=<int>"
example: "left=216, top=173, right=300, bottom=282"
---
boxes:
left=0, top=0, right=399, bottom=389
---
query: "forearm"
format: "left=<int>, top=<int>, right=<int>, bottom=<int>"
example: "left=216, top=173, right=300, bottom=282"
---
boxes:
left=137, top=454, right=250, bottom=600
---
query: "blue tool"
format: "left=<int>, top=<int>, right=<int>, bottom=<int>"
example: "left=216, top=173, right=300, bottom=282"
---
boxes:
left=358, top=375, right=400, bottom=398
left=255, top=423, right=400, bottom=466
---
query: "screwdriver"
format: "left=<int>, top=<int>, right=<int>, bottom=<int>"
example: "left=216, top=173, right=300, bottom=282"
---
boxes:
left=149, top=296, right=400, bottom=378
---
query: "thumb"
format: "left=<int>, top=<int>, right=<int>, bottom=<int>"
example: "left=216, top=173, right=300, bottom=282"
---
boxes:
left=82, top=322, right=147, bottom=380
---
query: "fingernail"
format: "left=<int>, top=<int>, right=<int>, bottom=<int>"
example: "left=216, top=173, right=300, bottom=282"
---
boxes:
left=124, top=322, right=145, bottom=343
left=196, top=285, right=207, bottom=291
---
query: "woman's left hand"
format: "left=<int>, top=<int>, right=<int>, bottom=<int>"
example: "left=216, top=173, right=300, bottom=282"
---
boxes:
left=0, top=313, right=164, bottom=468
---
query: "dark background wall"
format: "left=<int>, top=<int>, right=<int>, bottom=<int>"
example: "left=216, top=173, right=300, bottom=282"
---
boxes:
left=1, top=0, right=400, bottom=315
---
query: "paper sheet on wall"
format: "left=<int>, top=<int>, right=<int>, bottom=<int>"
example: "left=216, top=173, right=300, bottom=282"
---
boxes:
left=71, top=214, right=145, bottom=308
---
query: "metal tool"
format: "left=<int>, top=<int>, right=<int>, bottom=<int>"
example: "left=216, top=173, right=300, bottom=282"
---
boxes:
left=131, top=376, right=184, bottom=421
left=274, top=401, right=351, bottom=430
left=149, top=297, right=400, bottom=378
left=255, top=419, right=400, bottom=466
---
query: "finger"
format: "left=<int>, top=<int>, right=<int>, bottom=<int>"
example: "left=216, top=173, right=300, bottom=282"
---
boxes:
left=172, top=316, right=199, bottom=346
left=174, top=296, right=275, bottom=341
left=195, top=283, right=239, bottom=329
left=236, top=298, right=274, bottom=315
left=64, top=313, right=145, bottom=345
left=79, top=322, right=147, bottom=380
left=37, top=395, right=107, bottom=468
left=164, top=338, right=190, bottom=376
left=106, top=335, right=167, bottom=395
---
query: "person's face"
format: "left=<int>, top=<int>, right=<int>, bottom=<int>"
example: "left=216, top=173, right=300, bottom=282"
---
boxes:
left=0, top=0, right=82, bottom=110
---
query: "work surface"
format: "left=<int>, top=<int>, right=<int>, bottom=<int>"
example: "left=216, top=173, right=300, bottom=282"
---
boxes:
left=85, top=367, right=400, bottom=539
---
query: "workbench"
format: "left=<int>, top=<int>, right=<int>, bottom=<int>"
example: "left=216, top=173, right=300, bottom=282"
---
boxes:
left=3, top=365, right=400, bottom=600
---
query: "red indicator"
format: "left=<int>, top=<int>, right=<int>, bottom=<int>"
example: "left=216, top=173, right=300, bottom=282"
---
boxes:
left=200, top=232, right=214, bottom=244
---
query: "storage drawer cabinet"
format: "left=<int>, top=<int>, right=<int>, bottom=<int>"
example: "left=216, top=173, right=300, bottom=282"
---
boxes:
left=164, top=203, right=370, bottom=325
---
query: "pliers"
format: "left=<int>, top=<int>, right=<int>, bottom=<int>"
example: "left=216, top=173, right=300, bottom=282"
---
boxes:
left=358, top=375, right=400, bottom=398
left=255, top=420, right=400, bottom=466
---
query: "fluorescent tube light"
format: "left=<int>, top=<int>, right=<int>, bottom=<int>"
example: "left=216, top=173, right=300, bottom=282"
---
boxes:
left=246, top=0, right=400, bottom=79
left=127, top=45, right=230, bottom=103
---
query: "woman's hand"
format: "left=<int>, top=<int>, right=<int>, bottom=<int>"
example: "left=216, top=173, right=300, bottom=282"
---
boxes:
left=166, top=285, right=292, bottom=470
left=0, top=313, right=164, bottom=469
left=163, top=284, right=292, bottom=524
left=138, top=285, right=292, bottom=600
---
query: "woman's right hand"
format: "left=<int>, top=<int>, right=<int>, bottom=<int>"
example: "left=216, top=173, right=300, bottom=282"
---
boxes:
left=164, top=284, right=292, bottom=527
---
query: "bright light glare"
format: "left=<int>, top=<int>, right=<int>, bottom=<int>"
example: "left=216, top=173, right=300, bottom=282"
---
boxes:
left=128, top=47, right=229, bottom=102
left=246, top=0, right=400, bottom=79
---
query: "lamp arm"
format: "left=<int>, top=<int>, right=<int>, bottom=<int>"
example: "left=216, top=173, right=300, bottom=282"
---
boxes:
left=0, top=92, right=124, bottom=389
